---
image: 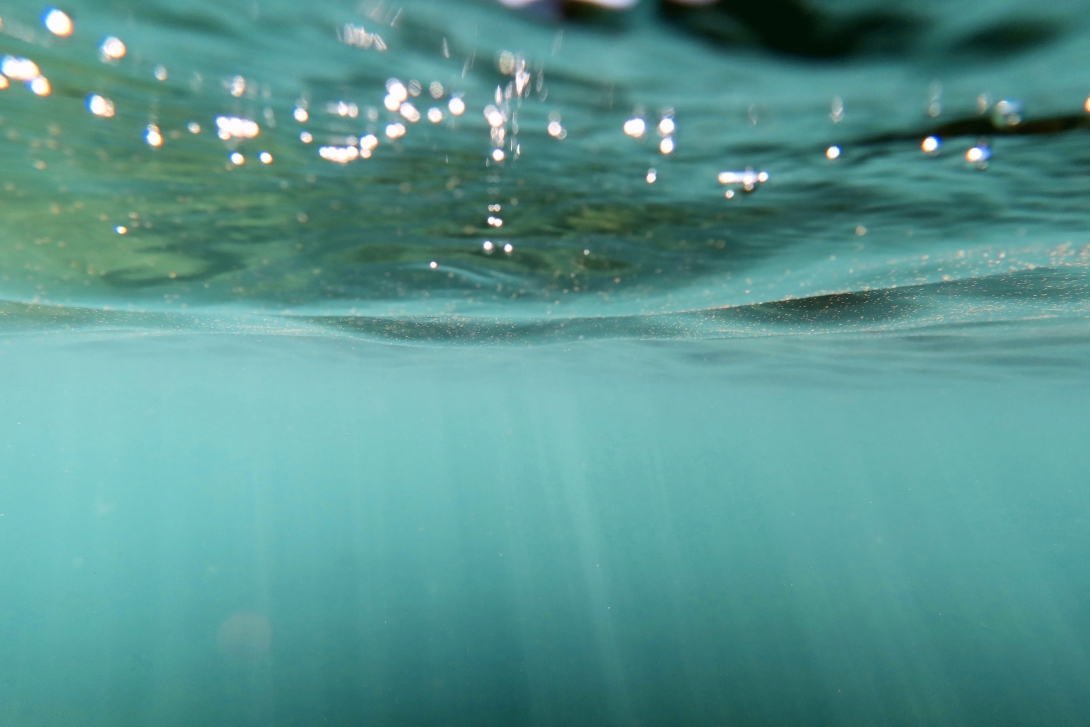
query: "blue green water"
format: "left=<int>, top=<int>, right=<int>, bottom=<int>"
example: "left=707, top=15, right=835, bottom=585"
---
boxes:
left=2, top=0, right=1090, bottom=725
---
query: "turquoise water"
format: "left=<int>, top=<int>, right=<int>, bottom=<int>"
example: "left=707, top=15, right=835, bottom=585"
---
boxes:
left=2, top=1, right=1090, bottom=725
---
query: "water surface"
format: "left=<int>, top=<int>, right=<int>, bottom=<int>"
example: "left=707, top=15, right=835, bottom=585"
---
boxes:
left=1, top=0, right=1089, bottom=725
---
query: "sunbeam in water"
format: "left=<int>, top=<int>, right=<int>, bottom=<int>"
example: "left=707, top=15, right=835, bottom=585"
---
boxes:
left=2, top=1, right=1090, bottom=726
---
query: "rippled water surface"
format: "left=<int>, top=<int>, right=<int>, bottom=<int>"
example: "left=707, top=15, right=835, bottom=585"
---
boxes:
left=2, top=0, right=1089, bottom=725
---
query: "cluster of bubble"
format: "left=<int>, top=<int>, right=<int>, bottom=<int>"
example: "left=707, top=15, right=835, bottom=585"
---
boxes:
left=9, top=9, right=686, bottom=203
left=477, top=51, right=535, bottom=166
left=1, top=8, right=128, bottom=99
left=426, top=240, right=516, bottom=272
left=26, top=5, right=1080, bottom=264
left=1, top=55, right=51, bottom=96
left=622, top=111, right=676, bottom=156
left=289, top=76, right=467, bottom=164
left=717, top=169, right=769, bottom=199
left=2, top=8, right=205, bottom=159
left=821, top=93, right=1090, bottom=171
left=340, top=23, right=387, bottom=52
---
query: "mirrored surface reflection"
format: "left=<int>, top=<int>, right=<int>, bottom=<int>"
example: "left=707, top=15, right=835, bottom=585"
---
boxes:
left=0, top=0, right=1082, bottom=333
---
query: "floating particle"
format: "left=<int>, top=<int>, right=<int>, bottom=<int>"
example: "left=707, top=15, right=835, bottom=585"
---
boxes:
left=115, top=225, right=128, bottom=234
left=430, top=81, right=444, bottom=99
left=259, top=152, right=273, bottom=164
left=921, top=136, right=940, bottom=153
left=87, top=94, right=115, bottom=118
left=145, top=125, right=163, bottom=147
left=429, top=261, right=438, bottom=269
left=927, top=81, right=942, bottom=118
left=0, top=77, right=8, bottom=90
left=330, top=101, right=358, bottom=118
left=966, top=145, right=991, bottom=164
left=646, top=168, right=657, bottom=184
left=623, top=117, right=646, bottom=138
left=484, top=105, right=505, bottom=128
left=826, top=145, right=841, bottom=160
left=228, top=75, right=245, bottom=98
left=341, top=23, right=378, bottom=49
left=503, top=243, right=514, bottom=254
left=448, top=96, right=466, bottom=116
left=229, top=152, right=244, bottom=165
left=2, top=56, right=40, bottom=81
left=427, top=107, right=443, bottom=123
left=718, top=169, right=768, bottom=192
left=831, top=96, right=844, bottom=123
left=483, top=241, right=494, bottom=253
left=991, top=99, right=1022, bottom=128
left=491, top=149, right=505, bottom=162
left=154, top=65, right=168, bottom=81
left=385, top=123, right=406, bottom=139
left=399, top=103, right=420, bottom=122
left=658, top=117, right=675, bottom=136
left=29, top=76, right=51, bottom=96
left=100, top=36, right=126, bottom=61
left=360, top=134, right=379, bottom=152
left=386, top=79, right=408, bottom=103
left=294, top=107, right=309, bottom=123
left=42, top=8, right=74, bottom=37
left=659, top=137, right=674, bottom=154
left=215, top=116, right=259, bottom=140
left=300, top=131, right=313, bottom=143
left=515, top=65, right=530, bottom=97
left=187, top=122, right=201, bottom=134
left=318, top=146, right=359, bottom=163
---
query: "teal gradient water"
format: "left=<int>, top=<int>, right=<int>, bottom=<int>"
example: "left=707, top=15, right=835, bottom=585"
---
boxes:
left=1, top=0, right=1089, bottom=725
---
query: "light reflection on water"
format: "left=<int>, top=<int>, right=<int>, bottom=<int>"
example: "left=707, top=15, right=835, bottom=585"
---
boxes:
left=2, top=6, right=1090, bottom=727
left=0, top=0, right=1086, bottom=343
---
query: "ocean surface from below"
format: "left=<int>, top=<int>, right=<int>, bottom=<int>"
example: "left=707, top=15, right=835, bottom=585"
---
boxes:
left=1, top=0, right=1090, bottom=725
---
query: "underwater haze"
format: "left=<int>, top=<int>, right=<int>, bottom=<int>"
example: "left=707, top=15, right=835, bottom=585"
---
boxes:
left=1, top=0, right=1089, bottom=725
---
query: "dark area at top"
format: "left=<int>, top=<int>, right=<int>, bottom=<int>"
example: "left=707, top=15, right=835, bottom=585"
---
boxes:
left=507, top=0, right=1063, bottom=61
